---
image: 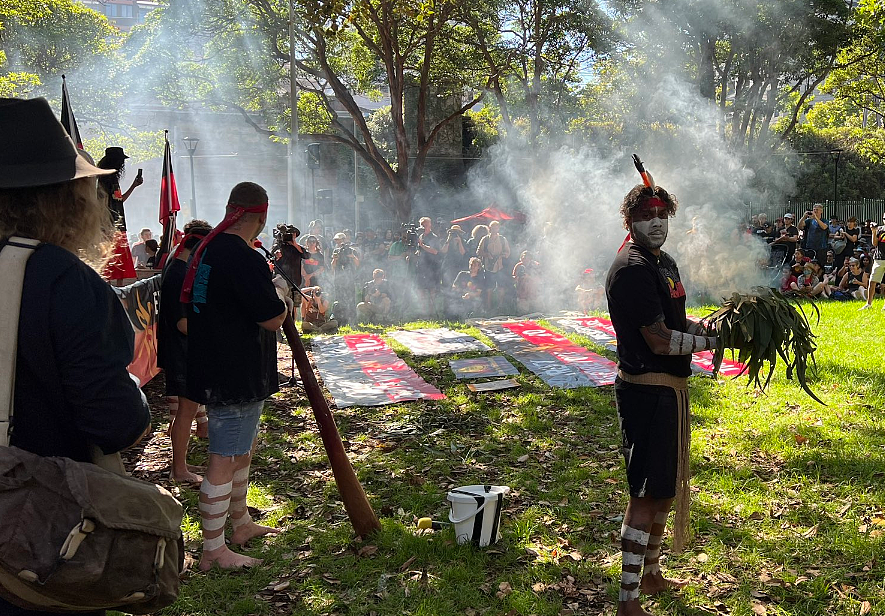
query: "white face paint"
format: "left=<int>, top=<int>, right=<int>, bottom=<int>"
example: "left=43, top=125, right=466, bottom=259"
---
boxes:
left=632, top=215, right=668, bottom=250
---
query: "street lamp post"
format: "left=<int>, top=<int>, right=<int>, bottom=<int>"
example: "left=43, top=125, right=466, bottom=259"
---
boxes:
left=182, top=136, right=199, bottom=218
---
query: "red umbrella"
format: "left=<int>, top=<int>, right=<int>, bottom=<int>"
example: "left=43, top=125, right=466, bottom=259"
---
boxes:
left=451, top=206, right=526, bottom=224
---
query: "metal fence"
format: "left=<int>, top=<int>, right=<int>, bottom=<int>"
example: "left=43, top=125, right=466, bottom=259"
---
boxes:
left=748, top=199, right=885, bottom=222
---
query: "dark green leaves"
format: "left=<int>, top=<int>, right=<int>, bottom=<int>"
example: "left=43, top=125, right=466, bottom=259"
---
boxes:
left=706, top=287, right=823, bottom=404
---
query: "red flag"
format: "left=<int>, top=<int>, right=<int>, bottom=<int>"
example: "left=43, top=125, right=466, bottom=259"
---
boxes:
left=159, top=134, right=180, bottom=223
left=155, top=132, right=180, bottom=267
left=60, top=75, right=83, bottom=149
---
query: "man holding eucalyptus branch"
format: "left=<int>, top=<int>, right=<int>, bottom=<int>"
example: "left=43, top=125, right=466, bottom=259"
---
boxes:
left=605, top=177, right=717, bottom=616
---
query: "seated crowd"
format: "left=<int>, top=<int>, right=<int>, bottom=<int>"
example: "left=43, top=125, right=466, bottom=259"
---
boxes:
left=750, top=206, right=885, bottom=308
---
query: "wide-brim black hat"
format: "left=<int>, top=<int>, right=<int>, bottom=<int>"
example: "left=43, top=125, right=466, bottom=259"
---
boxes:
left=0, top=97, right=113, bottom=189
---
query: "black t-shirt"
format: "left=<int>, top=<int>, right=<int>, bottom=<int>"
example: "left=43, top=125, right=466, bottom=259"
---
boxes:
left=186, top=233, right=286, bottom=405
left=841, top=226, right=859, bottom=254
left=453, top=270, right=487, bottom=295
left=605, top=243, right=692, bottom=378
left=98, top=175, right=127, bottom=231
left=363, top=278, right=392, bottom=302
left=302, top=250, right=325, bottom=279
left=9, top=241, right=150, bottom=462
left=274, top=241, right=306, bottom=286
left=157, top=257, right=188, bottom=373
left=775, top=224, right=799, bottom=260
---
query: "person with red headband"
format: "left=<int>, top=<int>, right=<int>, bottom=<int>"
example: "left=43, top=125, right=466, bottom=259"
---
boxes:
left=605, top=184, right=717, bottom=616
left=157, top=219, right=213, bottom=484
left=182, top=182, right=287, bottom=570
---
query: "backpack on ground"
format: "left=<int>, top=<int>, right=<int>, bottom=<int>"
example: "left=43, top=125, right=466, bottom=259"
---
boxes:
left=0, top=237, right=185, bottom=614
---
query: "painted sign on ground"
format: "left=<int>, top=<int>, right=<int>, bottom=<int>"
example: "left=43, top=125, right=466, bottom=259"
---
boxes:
left=311, top=334, right=445, bottom=407
left=450, top=356, right=519, bottom=379
left=467, top=379, right=520, bottom=392
left=553, top=316, right=746, bottom=378
left=387, top=328, right=491, bottom=356
left=479, top=321, right=617, bottom=388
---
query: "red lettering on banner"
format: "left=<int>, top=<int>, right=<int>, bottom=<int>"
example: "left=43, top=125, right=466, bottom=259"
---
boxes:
left=342, top=334, right=445, bottom=402
left=498, top=321, right=617, bottom=386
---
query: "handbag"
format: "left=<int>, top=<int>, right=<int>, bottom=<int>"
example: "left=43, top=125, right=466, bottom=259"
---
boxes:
left=0, top=237, right=185, bottom=614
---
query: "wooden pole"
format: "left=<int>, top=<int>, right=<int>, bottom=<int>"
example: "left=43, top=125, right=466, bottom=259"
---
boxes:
left=281, top=314, right=381, bottom=537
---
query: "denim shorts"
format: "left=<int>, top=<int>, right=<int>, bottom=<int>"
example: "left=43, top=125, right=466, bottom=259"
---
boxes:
left=207, top=400, right=265, bottom=457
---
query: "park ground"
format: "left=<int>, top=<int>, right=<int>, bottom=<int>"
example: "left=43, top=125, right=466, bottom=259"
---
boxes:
left=127, top=300, right=885, bottom=616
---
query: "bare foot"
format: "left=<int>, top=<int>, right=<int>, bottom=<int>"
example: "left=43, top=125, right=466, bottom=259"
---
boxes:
left=616, top=599, right=654, bottom=616
left=640, top=571, right=689, bottom=595
left=230, top=521, right=282, bottom=546
left=199, top=546, right=262, bottom=571
left=170, top=470, right=203, bottom=485
left=187, top=464, right=206, bottom=472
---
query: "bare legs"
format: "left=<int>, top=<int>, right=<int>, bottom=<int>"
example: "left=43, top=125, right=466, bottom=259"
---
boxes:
left=170, top=396, right=202, bottom=483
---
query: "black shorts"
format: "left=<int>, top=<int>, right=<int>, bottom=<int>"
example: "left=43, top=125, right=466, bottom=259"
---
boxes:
left=615, top=378, right=685, bottom=499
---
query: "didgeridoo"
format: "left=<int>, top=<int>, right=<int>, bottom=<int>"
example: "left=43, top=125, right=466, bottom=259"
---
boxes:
left=281, top=313, right=381, bottom=537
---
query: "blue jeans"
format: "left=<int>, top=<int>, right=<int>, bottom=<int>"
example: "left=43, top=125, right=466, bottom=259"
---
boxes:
left=207, top=400, right=265, bottom=457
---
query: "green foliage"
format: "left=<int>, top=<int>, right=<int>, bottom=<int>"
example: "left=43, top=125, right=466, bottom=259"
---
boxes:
left=784, top=122, right=885, bottom=201
left=0, top=0, right=117, bottom=99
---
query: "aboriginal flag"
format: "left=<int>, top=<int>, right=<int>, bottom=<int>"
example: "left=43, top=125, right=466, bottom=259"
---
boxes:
left=155, top=133, right=181, bottom=268
left=60, top=75, right=83, bottom=149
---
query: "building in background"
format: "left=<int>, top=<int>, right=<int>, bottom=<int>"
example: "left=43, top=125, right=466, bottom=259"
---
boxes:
left=79, top=0, right=157, bottom=32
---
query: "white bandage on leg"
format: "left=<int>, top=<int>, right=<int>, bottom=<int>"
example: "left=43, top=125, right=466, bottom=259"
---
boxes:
left=623, top=552, right=644, bottom=566
left=668, top=331, right=717, bottom=355
left=621, top=524, right=650, bottom=545
left=202, top=514, right=227, bottom=531
left=619, top=587, right=641, bottom=601
left=229, top=467, right=252, bottom=530
left=644, top=562, right=661, bottom=576
left=200, top=479, right=233, bottom=498
left=200, top=499, right=231, bottom=516
left=166, top=396, right=179, bottom=417
left=202, top=533, right=227, bottom=552
left=621, top=571, right=641, bottom=585
left=200, top=478, right=232, bottom=553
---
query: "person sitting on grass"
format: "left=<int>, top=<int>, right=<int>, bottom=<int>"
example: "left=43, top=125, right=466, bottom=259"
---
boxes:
left=447, top=257, right=486, bottom=318
left=839, top=258, right=869, bottom=301
left=357, top=268, right=392, bottom=322
left=301, top=286, right=339, bottom=333
left=780, top=264, right=799, bottom=296
left=792, top=261, right=827, bottom=298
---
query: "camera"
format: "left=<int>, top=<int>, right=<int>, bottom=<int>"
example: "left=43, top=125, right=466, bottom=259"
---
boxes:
left=273, top=223, right=300, bottom=244
left=401, top=223, right=419, bottom=249
left=332, top=242, right=355, bottom=268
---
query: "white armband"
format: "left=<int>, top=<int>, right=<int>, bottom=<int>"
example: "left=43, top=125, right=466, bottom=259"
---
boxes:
left=667, top=331, right=717, bottom=355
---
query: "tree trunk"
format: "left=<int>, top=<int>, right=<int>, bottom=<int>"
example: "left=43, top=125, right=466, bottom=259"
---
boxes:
left=698, top=35, right=716, bottom=100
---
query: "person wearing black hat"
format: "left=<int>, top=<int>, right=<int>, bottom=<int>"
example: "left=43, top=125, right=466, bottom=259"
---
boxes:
left=96, top=146, right=142, bottom=231
left=0, top=97, right=151, bottom=616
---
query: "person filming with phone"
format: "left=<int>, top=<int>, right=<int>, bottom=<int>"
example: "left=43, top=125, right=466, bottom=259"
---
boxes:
left=798, top=204, right=829, bottom=266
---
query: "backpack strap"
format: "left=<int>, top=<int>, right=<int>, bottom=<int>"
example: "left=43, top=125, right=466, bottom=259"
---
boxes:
left=0, top=236, right=40, bottom=447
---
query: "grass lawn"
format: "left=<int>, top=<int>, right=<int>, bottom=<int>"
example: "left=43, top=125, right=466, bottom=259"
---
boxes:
left=144, top=300, right=885, bottom=616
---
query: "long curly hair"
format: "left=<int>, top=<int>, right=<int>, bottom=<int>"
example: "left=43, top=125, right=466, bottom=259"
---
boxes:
left=619, top=184, right=679, bottom=229
left=0, top=177, right=113, bottom=267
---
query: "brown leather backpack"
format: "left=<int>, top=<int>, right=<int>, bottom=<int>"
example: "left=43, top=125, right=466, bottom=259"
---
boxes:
left=0, top=238, right=184, bottom=613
